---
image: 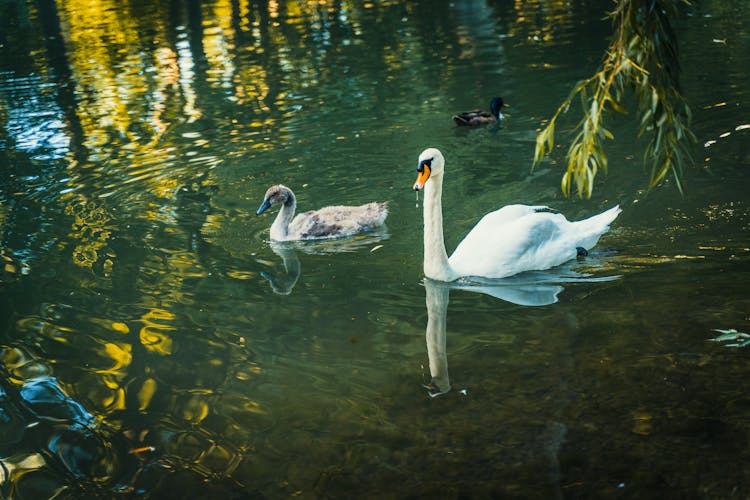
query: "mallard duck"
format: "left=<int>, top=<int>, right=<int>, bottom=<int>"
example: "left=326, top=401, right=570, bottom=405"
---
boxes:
left=256, top=184, right=388, bottom=241
left=452, top=97, right=506, bottom=126
left=412, top=148, right=621, bottom=281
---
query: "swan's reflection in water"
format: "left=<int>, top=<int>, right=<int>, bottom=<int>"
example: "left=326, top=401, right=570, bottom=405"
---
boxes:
left=260, top=230, right=390, bottom=295
left=424, top=279, right=452, bottom=397
left=422, top=253, right=620, bottom=397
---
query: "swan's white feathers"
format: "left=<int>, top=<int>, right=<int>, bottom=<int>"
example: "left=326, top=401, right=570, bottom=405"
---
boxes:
left=449, top=206, right=620, bottom=279
left=450, top=209, right=565, bottom=278
left=414, top=148, right=621, bottom=281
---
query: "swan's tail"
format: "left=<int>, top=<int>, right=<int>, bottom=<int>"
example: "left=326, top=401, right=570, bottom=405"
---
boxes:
left=575, top=205, right=622, bottom=250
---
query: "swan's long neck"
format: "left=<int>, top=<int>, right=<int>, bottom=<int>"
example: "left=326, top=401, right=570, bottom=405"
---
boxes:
left=422, top=173, right=458, bottom=282
left=270, top=194, right=296, bottom=241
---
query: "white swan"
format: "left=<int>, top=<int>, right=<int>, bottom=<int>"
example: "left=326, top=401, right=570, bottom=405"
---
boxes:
left=257, top=184, right=388, bottom=241
left=412, top=148, right=621, bottom=282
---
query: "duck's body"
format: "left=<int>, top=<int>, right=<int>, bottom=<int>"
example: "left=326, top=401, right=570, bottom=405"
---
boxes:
left=413, top=148, right=620, bottom=282
left=257, top=185, right=388, bottom=241
left=452, top=97, right=505, bottom=126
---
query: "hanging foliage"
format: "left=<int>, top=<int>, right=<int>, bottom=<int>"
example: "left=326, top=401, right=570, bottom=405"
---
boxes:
left=534, top=0, right=695, bottom=198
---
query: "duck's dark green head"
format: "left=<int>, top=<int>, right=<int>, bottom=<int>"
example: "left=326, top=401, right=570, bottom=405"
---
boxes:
left=490, top=97, right=505, bottom=119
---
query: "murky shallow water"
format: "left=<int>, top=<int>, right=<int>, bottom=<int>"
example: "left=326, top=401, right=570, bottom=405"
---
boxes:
left=1, top=0, right=750, bottom=497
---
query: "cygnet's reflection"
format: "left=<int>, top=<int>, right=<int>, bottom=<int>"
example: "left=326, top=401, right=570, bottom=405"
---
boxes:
left=422, top=254, right=620, bottom=397
left=261, top=242, right=301, bottom=295
left=260, top=230, right=390, bottom=295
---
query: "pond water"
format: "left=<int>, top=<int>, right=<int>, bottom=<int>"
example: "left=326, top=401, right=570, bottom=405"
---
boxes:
left=1, top=0, right=750, bottom=497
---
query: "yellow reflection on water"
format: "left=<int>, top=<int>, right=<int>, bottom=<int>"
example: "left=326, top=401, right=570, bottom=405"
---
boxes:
left=55, top=0, right=214, bottom=205
left=204, top=0, right=237, bottom=88
left=64, top=195, right=115, bottom=269
left=138, top=377, right=158, bottom=410
left=179, top=395, right=210, bottom=423
left=55, top=0, right=140, bottom=146
left=97, top=341, right=132, bottom=375
left=151, top=46, right=181, bottom=140
left=511, top=0, right=575, bottom=43
left=140, top=308, right=176, bottom=355
left=140, top=327, right=174, bottom=355
left=0, top=453, right=47, bottom=487
left=100, top=375, right=127, bottom=411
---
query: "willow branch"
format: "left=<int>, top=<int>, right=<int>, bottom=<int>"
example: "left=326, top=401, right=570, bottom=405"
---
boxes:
left=533, top=0, right=694, bottom=198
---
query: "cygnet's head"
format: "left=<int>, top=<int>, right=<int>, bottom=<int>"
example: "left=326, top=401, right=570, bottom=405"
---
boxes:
left=257, top=184, right=295, bottom=215
left=413, top=148, right=445, bottom=191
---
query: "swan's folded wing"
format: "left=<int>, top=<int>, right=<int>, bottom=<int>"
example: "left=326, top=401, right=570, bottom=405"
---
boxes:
left=449, top=210, right=573, bottom=279
left=471, top=204, right=551, bottom=229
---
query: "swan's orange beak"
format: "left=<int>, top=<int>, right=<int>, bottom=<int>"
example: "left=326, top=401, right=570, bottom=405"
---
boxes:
left=413, top=164, right=430, bottom=191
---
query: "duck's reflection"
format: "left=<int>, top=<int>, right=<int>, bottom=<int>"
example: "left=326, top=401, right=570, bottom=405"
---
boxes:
left=260, top=230, right=390, bottom=295
left=422, top=256, right=620, bottom=397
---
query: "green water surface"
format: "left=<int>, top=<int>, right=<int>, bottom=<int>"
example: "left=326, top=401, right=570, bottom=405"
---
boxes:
left=1, top=0, right=749, bottom=497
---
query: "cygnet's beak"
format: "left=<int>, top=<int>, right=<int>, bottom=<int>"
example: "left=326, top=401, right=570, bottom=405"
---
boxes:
left=256, top=198, right=271, bottom=215
left=413, top=165, right=430, bottom=191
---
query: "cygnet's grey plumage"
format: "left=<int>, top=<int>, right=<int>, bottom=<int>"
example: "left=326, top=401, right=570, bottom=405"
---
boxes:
left=256, top=184, right=388, bottom=241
